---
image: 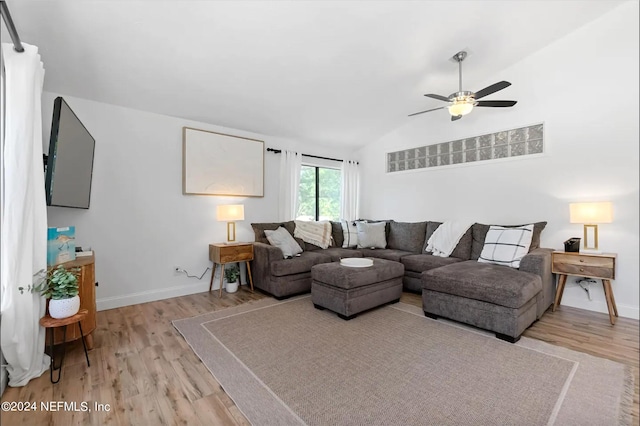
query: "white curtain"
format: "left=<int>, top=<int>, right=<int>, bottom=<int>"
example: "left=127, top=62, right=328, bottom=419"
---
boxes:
left=278, top=150, right=302, bottom=221
left=340, top=160, right=359, bottom=221
left=0, top=43, right=50, bottom=387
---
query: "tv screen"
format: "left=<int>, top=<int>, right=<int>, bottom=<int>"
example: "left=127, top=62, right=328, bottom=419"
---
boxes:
left=45, top=97, right=95, bottom=209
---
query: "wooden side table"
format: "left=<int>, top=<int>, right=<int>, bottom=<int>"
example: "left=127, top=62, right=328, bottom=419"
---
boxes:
left=40, top=309, right=91, bottom=383
left=551, top=251, right=618, bottom=324
left=208, top=243, right=254, bottom=297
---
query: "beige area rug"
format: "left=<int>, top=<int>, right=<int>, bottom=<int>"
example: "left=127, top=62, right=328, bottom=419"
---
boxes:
left=173, top=296, right=633, bottom=426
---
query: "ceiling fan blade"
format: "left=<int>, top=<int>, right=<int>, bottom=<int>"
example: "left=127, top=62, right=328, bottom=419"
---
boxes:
left=476, top=100, right=517, bottom=107
left=408, top=106, right=445, bottom=117
left=424, top=94, right=451, bottom=102
left=451, top=115, right=462, bottom=121
left=474, top=81, right=511, bottom=100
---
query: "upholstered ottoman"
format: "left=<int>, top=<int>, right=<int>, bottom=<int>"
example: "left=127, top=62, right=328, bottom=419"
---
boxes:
left=311, top=258, right=404, bottom=320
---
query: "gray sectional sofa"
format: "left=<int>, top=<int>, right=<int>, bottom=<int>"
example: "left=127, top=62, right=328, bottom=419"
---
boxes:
left=250, top=220, right=554, bottom=342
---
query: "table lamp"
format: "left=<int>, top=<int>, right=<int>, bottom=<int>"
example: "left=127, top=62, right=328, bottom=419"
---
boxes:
left=217, top=204, right=245, bottom=243
left=569, top=201, right=612, bottom=252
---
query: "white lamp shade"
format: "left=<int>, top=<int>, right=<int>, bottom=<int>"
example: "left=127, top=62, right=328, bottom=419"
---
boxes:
left=569, top=202, right=613, bottom=224
left=217, top=204, right=245, bottom=221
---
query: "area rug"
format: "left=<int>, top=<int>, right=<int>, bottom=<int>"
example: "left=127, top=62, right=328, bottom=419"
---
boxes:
left=173, top=296, right=633, bottom=425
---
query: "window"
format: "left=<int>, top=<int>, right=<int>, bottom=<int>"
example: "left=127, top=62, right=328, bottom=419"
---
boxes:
left=297, top=165, right=341, bottom=221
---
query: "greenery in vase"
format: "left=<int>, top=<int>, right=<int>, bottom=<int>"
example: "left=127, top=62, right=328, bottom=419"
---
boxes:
left=19, top=265, right=80, bottom=300
left=224, top=265, right=240, bottom=283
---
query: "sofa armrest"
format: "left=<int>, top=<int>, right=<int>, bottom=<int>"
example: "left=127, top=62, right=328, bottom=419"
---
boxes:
left=253, top=241, right=284, bottom=262
left=250, top=242, right=282, bottom=290
left=519, top=248, right=555, bottom=315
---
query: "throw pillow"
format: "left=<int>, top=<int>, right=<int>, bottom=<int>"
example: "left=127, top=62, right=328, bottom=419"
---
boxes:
left=478, top=224, right=534, bottom=268
left=341, top=220, right=362, bottom=248
left=471, top=221, right=547, bottom=260
left=265, top=226, right=303, bottom=259
left=356, top=221, right=387, bottom=249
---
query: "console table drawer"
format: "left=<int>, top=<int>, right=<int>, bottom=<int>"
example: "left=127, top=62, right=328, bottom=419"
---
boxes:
left=552, top=262, right=614, bottom=279
left=552, top=252, right=615, bottom=279
left=210, top=243, right=254, bottom=264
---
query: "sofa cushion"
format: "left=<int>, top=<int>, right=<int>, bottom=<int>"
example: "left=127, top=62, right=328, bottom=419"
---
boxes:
left=401, top=254, right=463, bottom=273
left=387, top=221, right=427, bottom=253
left=356, top=222, right=387, bottom=249
left=321, top=247, right=363, bottom=262
left=471, top=222, right=547, bottom=260
left=424, top=221, right=442, bottom=247
left=422, top=260, right=542, bottom=309
left=358, top=248, right=413, bottom=262
left=270, top=251, right=331, bottom=277
left=422, top=222, right=473, bottom=260
left=264, top=227, right=304, bottom=258
left=478, top=225, right=534, bottom=268
left=330, top=221, right=344, bottom=248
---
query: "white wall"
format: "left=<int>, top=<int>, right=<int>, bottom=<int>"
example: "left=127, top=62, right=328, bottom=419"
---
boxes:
left=356, top=2, right=639, bottom=319
left=42, top=92, right=352, bottom=310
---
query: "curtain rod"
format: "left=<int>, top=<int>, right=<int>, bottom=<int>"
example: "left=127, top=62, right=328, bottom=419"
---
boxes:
left=266, top=148, right=358, bottom=164
left=1, top=1, right=24, bottom=53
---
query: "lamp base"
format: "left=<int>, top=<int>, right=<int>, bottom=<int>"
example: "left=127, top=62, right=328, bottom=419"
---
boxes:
left=580, top=248, right=603, bottom=255
left=226, top=222, right=236, bottom=243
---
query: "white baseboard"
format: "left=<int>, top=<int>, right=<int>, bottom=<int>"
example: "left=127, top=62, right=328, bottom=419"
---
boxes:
left=97, top=281, right=214, bottom=311
left=97, top=264, right=248, bottom=311
left=558, top=296, right=639, bottom=320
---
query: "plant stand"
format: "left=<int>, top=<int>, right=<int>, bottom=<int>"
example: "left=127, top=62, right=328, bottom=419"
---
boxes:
left=39, top=309, right=91, bottom=383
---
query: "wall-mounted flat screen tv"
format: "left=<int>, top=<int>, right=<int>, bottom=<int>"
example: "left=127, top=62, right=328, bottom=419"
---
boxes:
left=45, top=97, right=95, bottom=209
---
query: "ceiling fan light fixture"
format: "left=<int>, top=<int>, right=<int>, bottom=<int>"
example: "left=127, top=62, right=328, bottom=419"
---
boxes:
left=408, top=51, right=517, bottom=119
left=448, top=100, right=474, bottom=116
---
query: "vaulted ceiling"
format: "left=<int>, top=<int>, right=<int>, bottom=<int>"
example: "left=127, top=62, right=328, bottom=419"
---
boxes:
left=2, top=1, right=623, bottom=148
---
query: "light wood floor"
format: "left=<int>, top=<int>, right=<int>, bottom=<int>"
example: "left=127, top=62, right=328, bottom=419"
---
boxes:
left=1, top=288, right=638, bottom=425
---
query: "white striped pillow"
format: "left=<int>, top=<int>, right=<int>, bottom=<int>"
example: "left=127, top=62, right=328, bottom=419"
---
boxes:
left=478, top=224, right=534, bottom=268
left=341, top=220, right=361, bottom=248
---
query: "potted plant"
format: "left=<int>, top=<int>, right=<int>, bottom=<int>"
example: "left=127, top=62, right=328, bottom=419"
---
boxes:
left=224, top=264, right=240, bottom=293
left=19, top=265, right=81, bottom=319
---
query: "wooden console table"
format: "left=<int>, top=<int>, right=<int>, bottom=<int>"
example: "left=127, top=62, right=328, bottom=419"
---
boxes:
left=552, top=251, right=618, bottom=324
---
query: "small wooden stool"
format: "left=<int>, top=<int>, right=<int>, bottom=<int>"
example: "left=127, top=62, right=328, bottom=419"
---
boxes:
left=39, top=308, right=91, bottom=383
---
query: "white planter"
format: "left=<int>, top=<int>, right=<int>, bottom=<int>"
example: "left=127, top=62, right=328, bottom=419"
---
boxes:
left=49, top=295, right=80, bottom=319
left=225, top=280, right=239, bottom=293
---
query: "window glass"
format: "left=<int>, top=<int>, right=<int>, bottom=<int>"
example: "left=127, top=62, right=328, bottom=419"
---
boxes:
left=296, top=165, right=341, bottom=221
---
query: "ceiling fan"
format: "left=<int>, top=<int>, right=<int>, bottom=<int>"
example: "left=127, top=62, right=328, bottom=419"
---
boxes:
left=409, top=51, right=517, bottom=121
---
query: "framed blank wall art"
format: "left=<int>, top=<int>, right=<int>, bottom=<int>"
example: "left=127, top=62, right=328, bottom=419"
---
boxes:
left=182, top=127, right=264, bottom=197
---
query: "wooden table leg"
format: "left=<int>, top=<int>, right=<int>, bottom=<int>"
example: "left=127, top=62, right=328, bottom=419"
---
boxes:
left=208, top=263, right=217, bottom=292
left=219, top=264, right=225, bottom=298
left=85, top=332, right=94, bottom=350
left=604, top=279, right=618, bottom=317
left=246, top=261, right=254, bottom=293
left=602, top=279, right=617, bottom=325
left=553, top=274, right=568, bottom=312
